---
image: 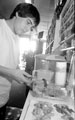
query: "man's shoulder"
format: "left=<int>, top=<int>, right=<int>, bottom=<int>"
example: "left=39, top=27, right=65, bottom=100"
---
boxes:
left=0, top=19, right=6, bottom=31
left=0, top=19, right=5, bottom=28
left=0, top=19, right=6, bottom=39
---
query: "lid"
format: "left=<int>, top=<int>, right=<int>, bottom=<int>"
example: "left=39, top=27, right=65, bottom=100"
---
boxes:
left=46, top=55, right=66, bottom=62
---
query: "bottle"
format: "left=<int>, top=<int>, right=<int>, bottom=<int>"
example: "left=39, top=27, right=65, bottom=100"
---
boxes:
left=55, top=61, right=67, bottom=87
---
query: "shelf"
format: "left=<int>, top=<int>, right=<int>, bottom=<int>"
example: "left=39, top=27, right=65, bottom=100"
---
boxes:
left=46, top=40, right=54, bottom=50
left=46, top=11, right=57, bottom=54
left=60, top=34, right=75, bottom=44
left=61, top=1, right=74, bottom=24
left=61, top=0, right=73, bottom=18
left=61, top=11, right=74, bottom=29
left=61, top=46, right=75, bottom=51
left=60, top=22, right=74, bottom=36
left=46, top=0, right=74, bottom=55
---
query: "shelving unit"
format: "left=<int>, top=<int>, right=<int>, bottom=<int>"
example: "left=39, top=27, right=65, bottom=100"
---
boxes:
left=59, top=0, right=74, bottom=62
left=46, top=12, right=57, bottom=54
left=60, top=0, right=74, bottom=46
left=46, top=0, right=74, bottom=63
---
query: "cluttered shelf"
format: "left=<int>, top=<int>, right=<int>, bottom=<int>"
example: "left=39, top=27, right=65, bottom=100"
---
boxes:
left=52, top=0, right=74, bottom=60
left=46, top=0, right=74, bottom=55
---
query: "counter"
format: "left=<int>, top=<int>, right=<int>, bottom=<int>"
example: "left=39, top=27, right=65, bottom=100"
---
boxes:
left=20, top=90, right=74, bottom=120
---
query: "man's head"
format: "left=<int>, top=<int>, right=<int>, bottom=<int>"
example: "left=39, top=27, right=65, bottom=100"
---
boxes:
left=10, top=3, right=40, bottom=36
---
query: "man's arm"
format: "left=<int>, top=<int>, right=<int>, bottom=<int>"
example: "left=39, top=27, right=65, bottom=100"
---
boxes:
left=0, top=65, right=32, bottom=85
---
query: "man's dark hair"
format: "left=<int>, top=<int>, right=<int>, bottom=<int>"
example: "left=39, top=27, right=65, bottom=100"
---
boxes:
left=10, top=3, right=40, bottom=27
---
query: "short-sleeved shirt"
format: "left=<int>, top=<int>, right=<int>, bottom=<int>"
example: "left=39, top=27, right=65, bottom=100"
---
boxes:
left=0, top=19, right=20, bottom=107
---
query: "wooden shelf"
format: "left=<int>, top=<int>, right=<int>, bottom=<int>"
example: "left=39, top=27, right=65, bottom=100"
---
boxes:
left=61, top=1, right=74, bottom=24
left=61, top=46, right=75, bottom=51
left=60, top=22, right=74, bottom=36
left=60, top=34, right=75, bottom=44
left=61, top=11, right=74, bottom=30
left=61, top=0, right=73, bottom=18
left=46, top=40, right=54, bottom=50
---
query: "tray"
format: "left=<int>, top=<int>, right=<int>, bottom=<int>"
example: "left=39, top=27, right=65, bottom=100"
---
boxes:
left=24, top=97, right=74, bottom=120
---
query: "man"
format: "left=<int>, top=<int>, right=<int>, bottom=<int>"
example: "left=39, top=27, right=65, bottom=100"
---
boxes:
left=0, top=2, right=40, bottom=119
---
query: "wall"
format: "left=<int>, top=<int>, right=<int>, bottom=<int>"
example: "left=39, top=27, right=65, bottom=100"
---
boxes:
left=0, top=0, right=25, bottom=18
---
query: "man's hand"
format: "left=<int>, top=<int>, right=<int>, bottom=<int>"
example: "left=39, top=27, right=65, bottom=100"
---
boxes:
left=0, top=65, right=32, bottom=86
left=12, top=69, right=32, bottom=86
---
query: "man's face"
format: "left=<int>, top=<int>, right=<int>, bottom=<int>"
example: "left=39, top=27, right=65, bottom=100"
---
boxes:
left=14, top=13, right=36, bottom=37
